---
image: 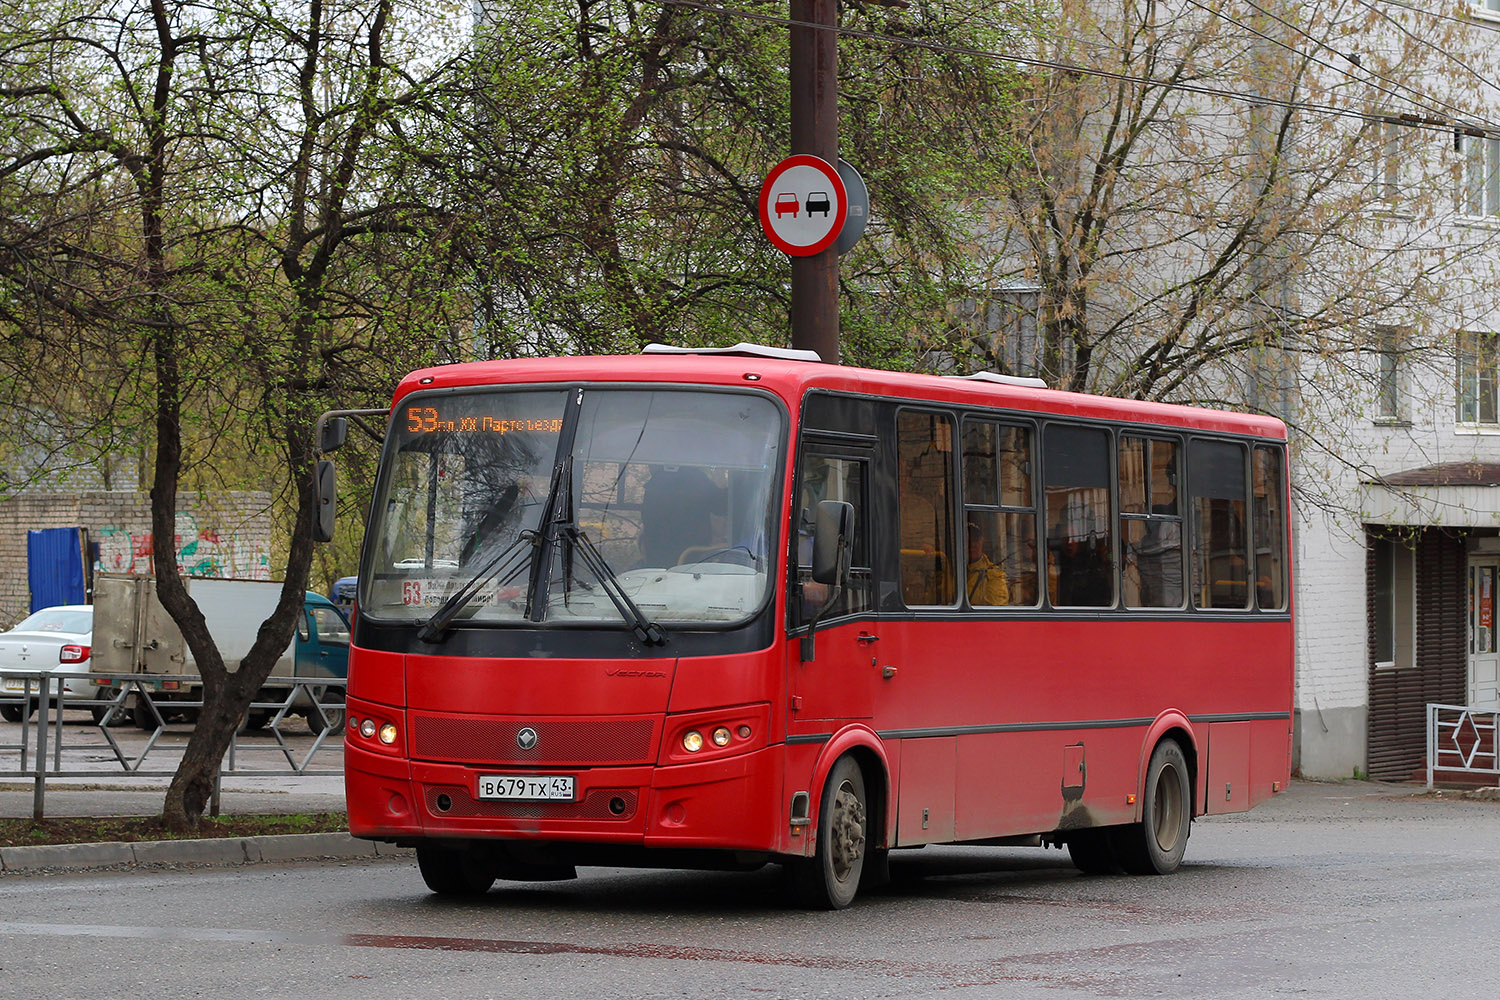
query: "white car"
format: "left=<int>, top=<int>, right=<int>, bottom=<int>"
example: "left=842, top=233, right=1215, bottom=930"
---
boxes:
left=0, top=605, right=93, bottom=722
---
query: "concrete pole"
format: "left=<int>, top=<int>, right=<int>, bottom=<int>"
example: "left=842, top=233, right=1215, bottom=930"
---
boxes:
left=789, top=0, right=838, bottom=364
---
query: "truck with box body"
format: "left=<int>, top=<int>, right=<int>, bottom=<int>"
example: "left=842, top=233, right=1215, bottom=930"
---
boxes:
left=90, top=574, right=350, bottom=732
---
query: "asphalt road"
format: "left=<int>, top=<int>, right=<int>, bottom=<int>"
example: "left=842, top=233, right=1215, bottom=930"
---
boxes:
left=0, top=779, right=1495, bottom=999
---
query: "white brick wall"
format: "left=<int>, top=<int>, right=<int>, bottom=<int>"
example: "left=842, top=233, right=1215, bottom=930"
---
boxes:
left=0, top=492, right=274, bottom=626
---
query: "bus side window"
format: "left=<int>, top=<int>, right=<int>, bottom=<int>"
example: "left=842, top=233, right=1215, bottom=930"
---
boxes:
left=795, top=454, right=870, bottom=622
left=1253, top=446, right=1287, bottom=611
left=1189, top=439, right=1250, bottom=610
left=961, top=419, right=1038, bottom=608
left=1119, top=435, right=1185, bottom=609
left=1043, top=424, right=1114, bottom=608
left=897, top=409, right=957, bottom=607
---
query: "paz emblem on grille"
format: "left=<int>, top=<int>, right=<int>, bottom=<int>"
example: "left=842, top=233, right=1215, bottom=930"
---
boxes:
left=516, top=727, right=539, bottom=751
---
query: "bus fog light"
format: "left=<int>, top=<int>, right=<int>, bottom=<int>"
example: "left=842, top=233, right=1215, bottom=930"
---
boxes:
left=712, top=726, right=731, bottom=747
left=683, top=730, right=704, bottom=752
left=737, top=725, right=751, bottom=739
left=360, top=719, right=377, bottom=739
left=378, top=723, right=397, bottom=744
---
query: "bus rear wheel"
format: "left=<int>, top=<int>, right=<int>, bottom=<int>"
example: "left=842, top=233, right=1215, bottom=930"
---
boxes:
left=416, top=843, right=496, bottom=897
left=1111, top=738, right=1191, bottom=875
left=787, top=756, right=868, bottom=909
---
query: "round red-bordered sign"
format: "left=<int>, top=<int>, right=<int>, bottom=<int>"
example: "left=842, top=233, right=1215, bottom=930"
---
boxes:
left=758, top=154, right=848, bottom=257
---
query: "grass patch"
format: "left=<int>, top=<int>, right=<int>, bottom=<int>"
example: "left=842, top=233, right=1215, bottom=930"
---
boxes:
left=0, top=812, right=349, bottom=848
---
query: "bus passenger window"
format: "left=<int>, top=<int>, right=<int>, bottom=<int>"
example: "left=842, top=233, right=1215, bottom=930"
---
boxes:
left=1253, top=446, right=1287, bottom=611
left=898, top=410, right=957, bottom=606
left=961, top=420, right=1038, bottom=607
left=1043, top=425, right=1113, bottom=608
left=1189, top=439, right=1249, bottom=610
left=1119, top=436, right=1184, bottom=608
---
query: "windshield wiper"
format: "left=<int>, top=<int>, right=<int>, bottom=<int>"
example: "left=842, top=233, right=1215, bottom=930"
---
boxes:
left=560, top=523, right=667, bottom=646
left=417, top=532, right=536, bottom=643
left=532, top=446, right=665, bottom=645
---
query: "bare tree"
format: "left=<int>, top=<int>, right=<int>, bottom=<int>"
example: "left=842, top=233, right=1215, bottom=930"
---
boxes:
left=940, top=0, right=1498, bottom=430
left=0, top=0, right=475, bottom=828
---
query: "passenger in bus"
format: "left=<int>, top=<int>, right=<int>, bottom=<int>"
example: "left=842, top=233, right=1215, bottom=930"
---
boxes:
left=966, top=520, right=1010, bottom=606
left=640, top=465, right=725, bottom=567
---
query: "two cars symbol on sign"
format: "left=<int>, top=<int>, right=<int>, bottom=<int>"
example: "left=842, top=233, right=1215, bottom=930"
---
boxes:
left=758, top=155, right=848, bottom=257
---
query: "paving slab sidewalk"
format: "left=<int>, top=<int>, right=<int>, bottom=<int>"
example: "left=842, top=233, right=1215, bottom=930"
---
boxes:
left=0, top=774, right=410, bottom=872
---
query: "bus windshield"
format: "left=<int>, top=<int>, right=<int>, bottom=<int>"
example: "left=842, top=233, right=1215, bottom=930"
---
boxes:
left=361, top=386, right=785, bottom=628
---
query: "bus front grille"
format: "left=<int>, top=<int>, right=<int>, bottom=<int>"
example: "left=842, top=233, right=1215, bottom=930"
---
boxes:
left=410, top=715, right=656, bottom=766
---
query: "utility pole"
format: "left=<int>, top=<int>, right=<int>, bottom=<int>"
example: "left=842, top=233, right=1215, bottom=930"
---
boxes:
left=789, top=0, right=838, bottom=364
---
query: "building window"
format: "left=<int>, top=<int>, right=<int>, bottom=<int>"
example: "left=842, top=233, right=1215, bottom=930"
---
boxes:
left=1457, top=330, right=1500, bottom=424
left=1375, top=325, right=1402, bottom=421
left=1372, top=535, right=1414, bottom=670
left=955, top=285, right=1042, bottom=377
left=1462, top=135, right=1500, bottom=218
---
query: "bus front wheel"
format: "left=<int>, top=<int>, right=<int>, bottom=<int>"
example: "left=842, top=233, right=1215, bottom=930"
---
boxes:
left=787, top=756, right=868, bottom=909
left=1111, top=738, right=1191, bottom=875
left=416, top=843, right=496, bottom=897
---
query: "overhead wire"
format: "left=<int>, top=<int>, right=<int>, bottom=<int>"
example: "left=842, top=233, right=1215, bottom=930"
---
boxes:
left=1203, top=0, right=1500, bottom=132
left=1363, top=0, right=1500, bottom=33
left=1347, top=0, right=1500, bottom=100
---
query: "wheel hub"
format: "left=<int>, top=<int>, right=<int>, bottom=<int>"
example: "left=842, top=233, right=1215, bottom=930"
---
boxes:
left=829, top=781, right=866, bottom=881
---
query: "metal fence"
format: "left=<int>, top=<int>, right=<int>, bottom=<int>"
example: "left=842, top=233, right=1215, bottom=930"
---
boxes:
left=1426, top=703, right=1500, bottom=789
left=0, top=668, right=345, bottom=818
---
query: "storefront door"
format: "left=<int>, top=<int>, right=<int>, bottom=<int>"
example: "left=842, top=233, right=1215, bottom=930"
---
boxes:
left=1468, top=558, right=1500, bottom=710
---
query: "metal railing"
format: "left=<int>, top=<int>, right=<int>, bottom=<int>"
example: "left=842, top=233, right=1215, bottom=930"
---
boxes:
left=1426, top=702, right=1500, bottom=789
left=0, top=668, right=345, bottom=818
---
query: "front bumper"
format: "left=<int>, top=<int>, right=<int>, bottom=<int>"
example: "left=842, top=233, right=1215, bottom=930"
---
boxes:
left=345, top=739, right=783, bottom=853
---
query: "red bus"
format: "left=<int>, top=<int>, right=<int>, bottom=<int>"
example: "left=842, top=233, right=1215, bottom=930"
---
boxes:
left=330, top=344, right=1292, bottom=908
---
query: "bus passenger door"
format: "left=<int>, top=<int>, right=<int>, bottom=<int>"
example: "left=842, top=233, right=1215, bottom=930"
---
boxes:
left=790, top=450, right=879, bottom=722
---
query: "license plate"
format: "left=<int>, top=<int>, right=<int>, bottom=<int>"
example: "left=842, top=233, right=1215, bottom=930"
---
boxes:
left=476, top=774, right=575, bottom=801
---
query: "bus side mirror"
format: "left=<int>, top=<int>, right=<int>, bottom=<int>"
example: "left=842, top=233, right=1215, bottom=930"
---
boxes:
left=314, top=460, right=337, bottom=543
left=319, top=416, right=349, bottom=453
left=811, top=500, right=853, bottom=586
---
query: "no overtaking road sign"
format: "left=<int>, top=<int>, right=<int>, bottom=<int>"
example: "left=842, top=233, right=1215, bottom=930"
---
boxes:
left=758, top=154, right=848, bottom=257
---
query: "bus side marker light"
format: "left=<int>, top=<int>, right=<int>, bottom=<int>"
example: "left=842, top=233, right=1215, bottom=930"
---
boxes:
left=683, top=730, right=704, bottom=752
left=378, top=723, right=398, bottom=744
left=1127, top=794, right=1136, bottom=805
left=1272, top=781, right=1282, bottom=793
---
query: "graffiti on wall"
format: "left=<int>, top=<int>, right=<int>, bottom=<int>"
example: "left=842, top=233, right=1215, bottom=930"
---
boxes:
left=95, top=513, right=271, bottom=579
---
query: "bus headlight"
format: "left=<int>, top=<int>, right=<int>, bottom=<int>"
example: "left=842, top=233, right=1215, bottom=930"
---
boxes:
left=682, top=730, right=704, bottom=753
left=360, top=719, right=377, bottom=739
left=378, top=723, right=398, bottom=744
left=711, top=726, right=731, bottom=747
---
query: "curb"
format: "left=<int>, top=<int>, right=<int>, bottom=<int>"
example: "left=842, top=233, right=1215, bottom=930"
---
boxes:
left=0, top=832, right=411, bottom=872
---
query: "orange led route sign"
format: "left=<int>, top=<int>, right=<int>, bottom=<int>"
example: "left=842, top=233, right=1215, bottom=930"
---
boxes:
left=757, top=154, right=848, bottom=257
